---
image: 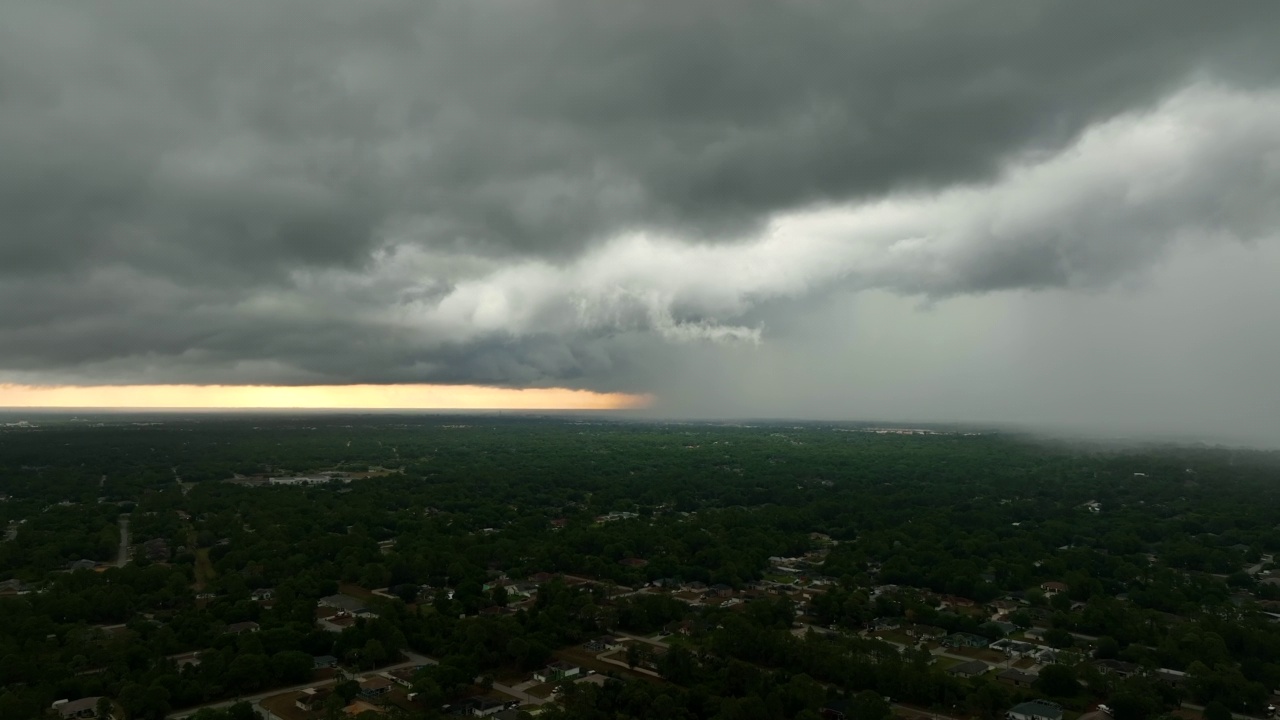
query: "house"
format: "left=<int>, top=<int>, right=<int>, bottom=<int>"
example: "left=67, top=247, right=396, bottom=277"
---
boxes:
left=1007, top=700, right=1064, bottom=720
left=358, top=676, right=394, bottom=697
left=1092, top=659, right=1139, bottom=678
left=1003, top=641, right=1037, bottom=658
left=584, top=635, right=622, bottom=652
left=53, top=697, right=111, bottom=719
left=1153, top=668, right=1188, bottom=687
left=943, top=632, right=990, bottom=648
left=296, top=688, right=334, bottom=711
left=460, top=696, right=520, bottom=717
left=1040, top=582, right=1069, bottom=595
left=709, top=583, right=734, bottom=598
left=225, top=621, right=259, bottom=635
left=68, top=559, right=98, bottom=572
left=167, top=651, right=203, bottom=669
left=534, top=661, right=581, bottom=683
left=998, top=669, right=1038, bottom=688
left=948, top=660, right=990, bottom=678
left=313, top=654, right=339, bottom=669
left=507, top=582, right=538, bottom=598
left=250, top=588, right=274, bottom=602
left=0, top=578, right=33, bottom=595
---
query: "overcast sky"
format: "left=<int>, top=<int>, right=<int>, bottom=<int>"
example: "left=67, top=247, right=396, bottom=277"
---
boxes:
left=2, top=1, right=1279, bottom=442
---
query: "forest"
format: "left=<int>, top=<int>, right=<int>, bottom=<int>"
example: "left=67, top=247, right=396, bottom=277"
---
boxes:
left=2, top=413, right=1280, bottom=720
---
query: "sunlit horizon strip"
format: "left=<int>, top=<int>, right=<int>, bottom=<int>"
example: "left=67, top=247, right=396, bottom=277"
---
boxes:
left=0, top=384, right=653, bottom=410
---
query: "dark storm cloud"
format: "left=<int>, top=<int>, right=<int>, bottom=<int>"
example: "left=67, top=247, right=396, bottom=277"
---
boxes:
left=1, top=0, right=1279, bottom=389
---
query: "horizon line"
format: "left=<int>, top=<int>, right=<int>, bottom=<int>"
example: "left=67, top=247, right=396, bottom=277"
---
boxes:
left=0, top=383, right=653, bottom=411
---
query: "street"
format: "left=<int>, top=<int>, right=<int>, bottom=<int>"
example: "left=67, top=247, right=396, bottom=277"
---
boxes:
left=168, top=651, right=433, bottom=719
left=117, top=514, right=130, bottom=567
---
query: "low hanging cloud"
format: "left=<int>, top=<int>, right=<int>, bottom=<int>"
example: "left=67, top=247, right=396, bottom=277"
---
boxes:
left=1, top=1, right=1279, bottom=394
left=381, top=84, right=1280, bottom=350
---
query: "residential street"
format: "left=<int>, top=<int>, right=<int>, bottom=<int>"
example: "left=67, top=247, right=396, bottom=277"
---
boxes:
left=167, top=651, right=433, bottom=719
left=116, top=514, right=130, bottom=567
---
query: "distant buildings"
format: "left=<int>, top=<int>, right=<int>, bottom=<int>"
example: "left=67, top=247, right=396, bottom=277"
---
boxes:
left=269, top=475, right=331, bottom=486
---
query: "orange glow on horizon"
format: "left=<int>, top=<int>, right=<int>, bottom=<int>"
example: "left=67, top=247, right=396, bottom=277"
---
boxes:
left=0, top=383, right=653, bottom=411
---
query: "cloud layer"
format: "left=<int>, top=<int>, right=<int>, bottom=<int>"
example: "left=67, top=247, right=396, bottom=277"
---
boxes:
left=2, top=1, right=1279, bottom=439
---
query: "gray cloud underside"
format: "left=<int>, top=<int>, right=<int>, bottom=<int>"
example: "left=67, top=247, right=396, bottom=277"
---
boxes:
left=1, top=0, right=1279, bottom=393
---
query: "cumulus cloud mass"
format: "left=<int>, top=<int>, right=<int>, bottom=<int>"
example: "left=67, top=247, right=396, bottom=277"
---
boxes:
left=1, top=1, right=1279, bottom=440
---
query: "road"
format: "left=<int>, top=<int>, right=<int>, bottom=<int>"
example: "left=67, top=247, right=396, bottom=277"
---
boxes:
left=168, top=652, right=433, bottom=718
left=116, top=514, right=130, bottom=567
left=614, top=630, right=671, bottom=649
left=791, top=624, right=1023, bottom=668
